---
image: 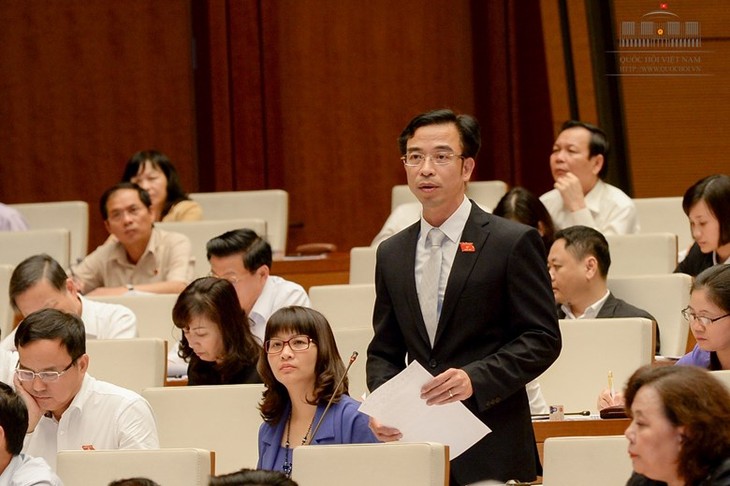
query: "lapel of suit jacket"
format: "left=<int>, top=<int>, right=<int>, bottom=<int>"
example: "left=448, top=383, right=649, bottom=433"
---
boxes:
left=433, top=202, right=491, bottom=346
left=401, top=222, right=434, bottom=346
left=596, top=292, right=617, bottom=317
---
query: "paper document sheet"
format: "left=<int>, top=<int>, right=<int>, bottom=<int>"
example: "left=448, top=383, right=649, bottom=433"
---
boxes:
left=358, top=360, right=491, bottom=458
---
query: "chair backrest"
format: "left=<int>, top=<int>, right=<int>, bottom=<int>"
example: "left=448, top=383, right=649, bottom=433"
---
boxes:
left=542, top=435, right=632, bottom=486
left=608, top=273, right=693, bottom=357
left=10, top=201, right=89, bottom=265
left=605, top=232, right=678, bottom=276
left=391, top=180, right=508, bottom=212
left=0, top=228, right=71, bottom=269
left=0, top=264, right=15, bottom=342
left=349, top=246, right=377, bottom=284
left=56, top=448, right=214, bottom=486
left=86, top=338, right=167, bottom=394
left=87, top=294, right=180, bottom=350
left=189, top=190, right=288, bottom=254
left=633, top=197, right=692, bottom=252
left=156, top=218, right=267, bottom=278
left=710, top=370, right=730, bottom=393
left=332, top=327, right=375, bottom=401
left=293, top=442, right=449, bottom=486
left=309, top=284, right=376, bottom=330
left=537, top=318, right=654, bottom=413
left=142, top=384, right=265, bottom=474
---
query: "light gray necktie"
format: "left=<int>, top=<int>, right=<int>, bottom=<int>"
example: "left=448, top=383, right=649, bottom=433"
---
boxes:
left=420, top=228, right=446, bottom=346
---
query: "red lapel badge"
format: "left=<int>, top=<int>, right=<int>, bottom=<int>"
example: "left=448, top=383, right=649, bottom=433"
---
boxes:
left=459, top=242, right=475, bottom=252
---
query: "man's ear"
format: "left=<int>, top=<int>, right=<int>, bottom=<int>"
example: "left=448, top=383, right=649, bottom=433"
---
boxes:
left=256, top=265, right=270, bottom=279
left=584, top=256, right=599, bottom=279
left=77, top=354, right=90, bottom=374
left=591, top=154, right=604, bottom=176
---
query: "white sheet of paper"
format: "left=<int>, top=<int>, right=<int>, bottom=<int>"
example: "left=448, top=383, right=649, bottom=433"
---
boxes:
left=358, top=360, right=491, bottom=459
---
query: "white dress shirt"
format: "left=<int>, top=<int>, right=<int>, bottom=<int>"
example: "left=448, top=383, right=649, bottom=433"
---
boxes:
left=0, top=454, right=62, bottom=486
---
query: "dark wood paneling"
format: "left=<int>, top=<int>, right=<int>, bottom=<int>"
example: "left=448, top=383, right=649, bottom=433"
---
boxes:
left=0, top=1, right=197, bottom=249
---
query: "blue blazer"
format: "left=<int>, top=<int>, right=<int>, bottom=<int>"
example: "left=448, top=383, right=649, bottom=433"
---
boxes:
left=257, top=395, right=378, bottom=472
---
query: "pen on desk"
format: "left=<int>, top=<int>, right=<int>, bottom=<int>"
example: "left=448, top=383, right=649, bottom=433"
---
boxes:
left=531, top=410, right=591, bottom=420
left=608, top=370, right=615, bottom=400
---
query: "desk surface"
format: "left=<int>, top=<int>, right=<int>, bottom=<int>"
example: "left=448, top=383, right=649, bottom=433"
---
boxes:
left=272, top=252, right=350, bottom=291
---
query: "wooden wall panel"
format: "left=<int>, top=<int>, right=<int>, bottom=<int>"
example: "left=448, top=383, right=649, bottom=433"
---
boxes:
left=0, top=1, right=197, bottom=249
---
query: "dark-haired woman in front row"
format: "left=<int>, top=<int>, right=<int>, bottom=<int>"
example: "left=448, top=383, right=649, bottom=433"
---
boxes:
left=624, top=365, right=730, bottom=485
left=256, top=306, right=378, bottom=477
left=173, top=277, right=262, bottom=385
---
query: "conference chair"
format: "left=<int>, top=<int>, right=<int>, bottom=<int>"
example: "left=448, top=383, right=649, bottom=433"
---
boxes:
left=293, top=442, right=449, bottom=486
left=608, top=273, right=693, bottom=357
left=0, top=264, right=14, bottom=342
left=711, top=370, right=730, bottom=393
left=537, top=318, right=654, bottom=413
left=391, top=180, right=508, bottom=212
left=332, top=327, right=375, bottom=401
left=85, top=338, right=167, bottom=394
left=349, top=246, right=377, bottom=284
left=0, top=228, right=70, bottom=269
left=156, top=218, right=267, bottom=278
left=633, top=196, right=692, bottom=252
left=541, top=435, right=632, bottom=486
left=308, top=284, right=376, bottom=330
left=142, top=384, right=265, bottom=474
left=10, top=200, right=89, bottom=265
left=189, top=190, right=288, bottom=254
left=605, top=232, right=678, bottom=276
left=56, top=448, right=214, bottom=486
left=87, top=294, right=180, bottom=351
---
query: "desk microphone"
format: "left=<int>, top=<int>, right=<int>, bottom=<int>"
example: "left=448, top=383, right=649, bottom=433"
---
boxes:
left=305, top=351, right=358, bottom=445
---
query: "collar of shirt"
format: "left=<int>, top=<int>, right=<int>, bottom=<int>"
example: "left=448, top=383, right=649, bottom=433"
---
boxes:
left=583, top=179, right=607, bottom=216
left=110, top=227, right=158, bottom=267
left=714, top=251, right=730, bottom=265
left=418, top=196, right=472, bottom=248
left=561, top=289, right=610, bottom=319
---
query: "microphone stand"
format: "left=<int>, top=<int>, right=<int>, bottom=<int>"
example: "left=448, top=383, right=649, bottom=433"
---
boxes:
left=305, top=351, right=358, bottom=445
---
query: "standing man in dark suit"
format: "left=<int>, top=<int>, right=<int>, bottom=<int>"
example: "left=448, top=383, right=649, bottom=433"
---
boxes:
left=548, top=225, right=659, bottom=353
left=366, top=109, right=562, bottom=485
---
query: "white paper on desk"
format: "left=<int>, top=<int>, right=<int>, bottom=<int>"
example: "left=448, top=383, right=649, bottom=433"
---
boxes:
left=358, top=361, right=491, bottom=459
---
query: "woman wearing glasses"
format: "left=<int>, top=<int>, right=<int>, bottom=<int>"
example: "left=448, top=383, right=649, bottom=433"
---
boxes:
left=172, top=277, right=261, bottom=385
left=256, top=306, right=378, bottom=477
left=599, top=264, right=730, bottom=409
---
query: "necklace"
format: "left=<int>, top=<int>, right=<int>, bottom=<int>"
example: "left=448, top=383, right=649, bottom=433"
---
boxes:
left=282, top=411, right=316, bottom=478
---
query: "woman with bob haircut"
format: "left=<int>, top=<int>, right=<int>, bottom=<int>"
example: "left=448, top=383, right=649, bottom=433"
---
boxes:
left=256, top=306, right=377, bottom=476
left=624, top=365, right=730, bottom=485
left=676, top=174, right=730, bottom=276
left=493, top=186, right=556, bottom=251
left=172, top=277, right=261, bottom=385
left=122, top=149, right=202, bottom=222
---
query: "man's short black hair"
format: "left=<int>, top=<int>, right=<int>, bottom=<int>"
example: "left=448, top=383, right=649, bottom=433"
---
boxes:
left=560, top=120, right=610, bottom=178
left=9, top=254, right=68, bottom=313
left=206, top=228, right=272, bottom=273
left=0, top=382, right=29, bottom=456
left=15, top=308, right=86, bottom=360
left=398, top=109, right=481, bottom=159
left=554, top=225, right=611, bottom=278
left=99, top=182, right=152, bottom=221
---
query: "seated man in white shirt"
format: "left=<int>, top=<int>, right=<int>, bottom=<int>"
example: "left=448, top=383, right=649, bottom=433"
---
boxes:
left=72, top=182, right=194, bottom=296
left=1, top=253, right=137, bottom=352
left=0, top=381, right=62, bottom=485
left=168, top=229, right=310, bottom=377
left=13, top=309, right=159, bottom=471
left=547, top=225, right=659, bottom=353
left=540, top=120, right=639, bottom=235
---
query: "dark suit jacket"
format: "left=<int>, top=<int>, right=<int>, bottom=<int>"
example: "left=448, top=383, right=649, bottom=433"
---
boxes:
left=675, top=241, right=714, bottom=277
left=557, top=293, right=660, bottom=354
left=366, top=202, right=562, bottom=484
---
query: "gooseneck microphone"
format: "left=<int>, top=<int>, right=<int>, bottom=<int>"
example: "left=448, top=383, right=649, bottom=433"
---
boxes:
left=305, top=351, right=358, bottom=445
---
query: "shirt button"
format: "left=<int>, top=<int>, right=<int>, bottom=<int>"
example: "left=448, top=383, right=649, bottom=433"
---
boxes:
left=428, top=359, right=438, bottom=368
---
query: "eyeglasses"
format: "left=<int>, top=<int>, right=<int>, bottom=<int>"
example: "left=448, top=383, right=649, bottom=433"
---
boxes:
left=264, top=335, right=314, bottom=354
left=208, top=271, right=239, bottom=284
left=681, top=307, right=730, bottom=326
left=15, top=360, right=76, bottom=383
left=401, top=152, right=465, bottom=167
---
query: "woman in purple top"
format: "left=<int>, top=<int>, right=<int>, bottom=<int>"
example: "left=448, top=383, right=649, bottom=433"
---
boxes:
left=256, top=307, right=378, bottom=477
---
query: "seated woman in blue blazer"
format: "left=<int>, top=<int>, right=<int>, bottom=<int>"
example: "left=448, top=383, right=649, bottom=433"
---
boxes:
left=256, top=306, right=378, bottom=477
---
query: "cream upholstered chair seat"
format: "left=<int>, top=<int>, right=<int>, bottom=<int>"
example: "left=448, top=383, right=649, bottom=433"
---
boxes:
left=541, top=435, right=632, bottom=486
left=0, top=264, right=15, bottom=342
left=349, top=246, right=377, bottom=284
left=308, top=284, right=375, bottom=330
left=608, top=273, right=693, bottom=357
left=331, top=327, right=375, bottom=401
left=293, top=442, right=449, bottom=486
left=56, top=448, right=213, bottom=486
left=142, top=384, right=264, bottom=474
left=537, top=318, right=654, bottom=413
left=85, top=338, right=167, bottom=394
left=156, top=218, right=266, bottom=278
left=633, top=196, right=692, bottom=251
left=10, top=200, right=89, bottom=265
left=604, top=232, right=678, bottom=277
left=711, top=370, right=730, bottom=392
left=0, top=228, right=70, bottom=269
left=189, top=190, right=288, bottom=254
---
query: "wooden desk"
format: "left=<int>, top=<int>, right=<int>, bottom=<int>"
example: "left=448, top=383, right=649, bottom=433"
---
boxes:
left=272, top=252, right=350, bottom=291
left=533, top=418, right=630, bottom=464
